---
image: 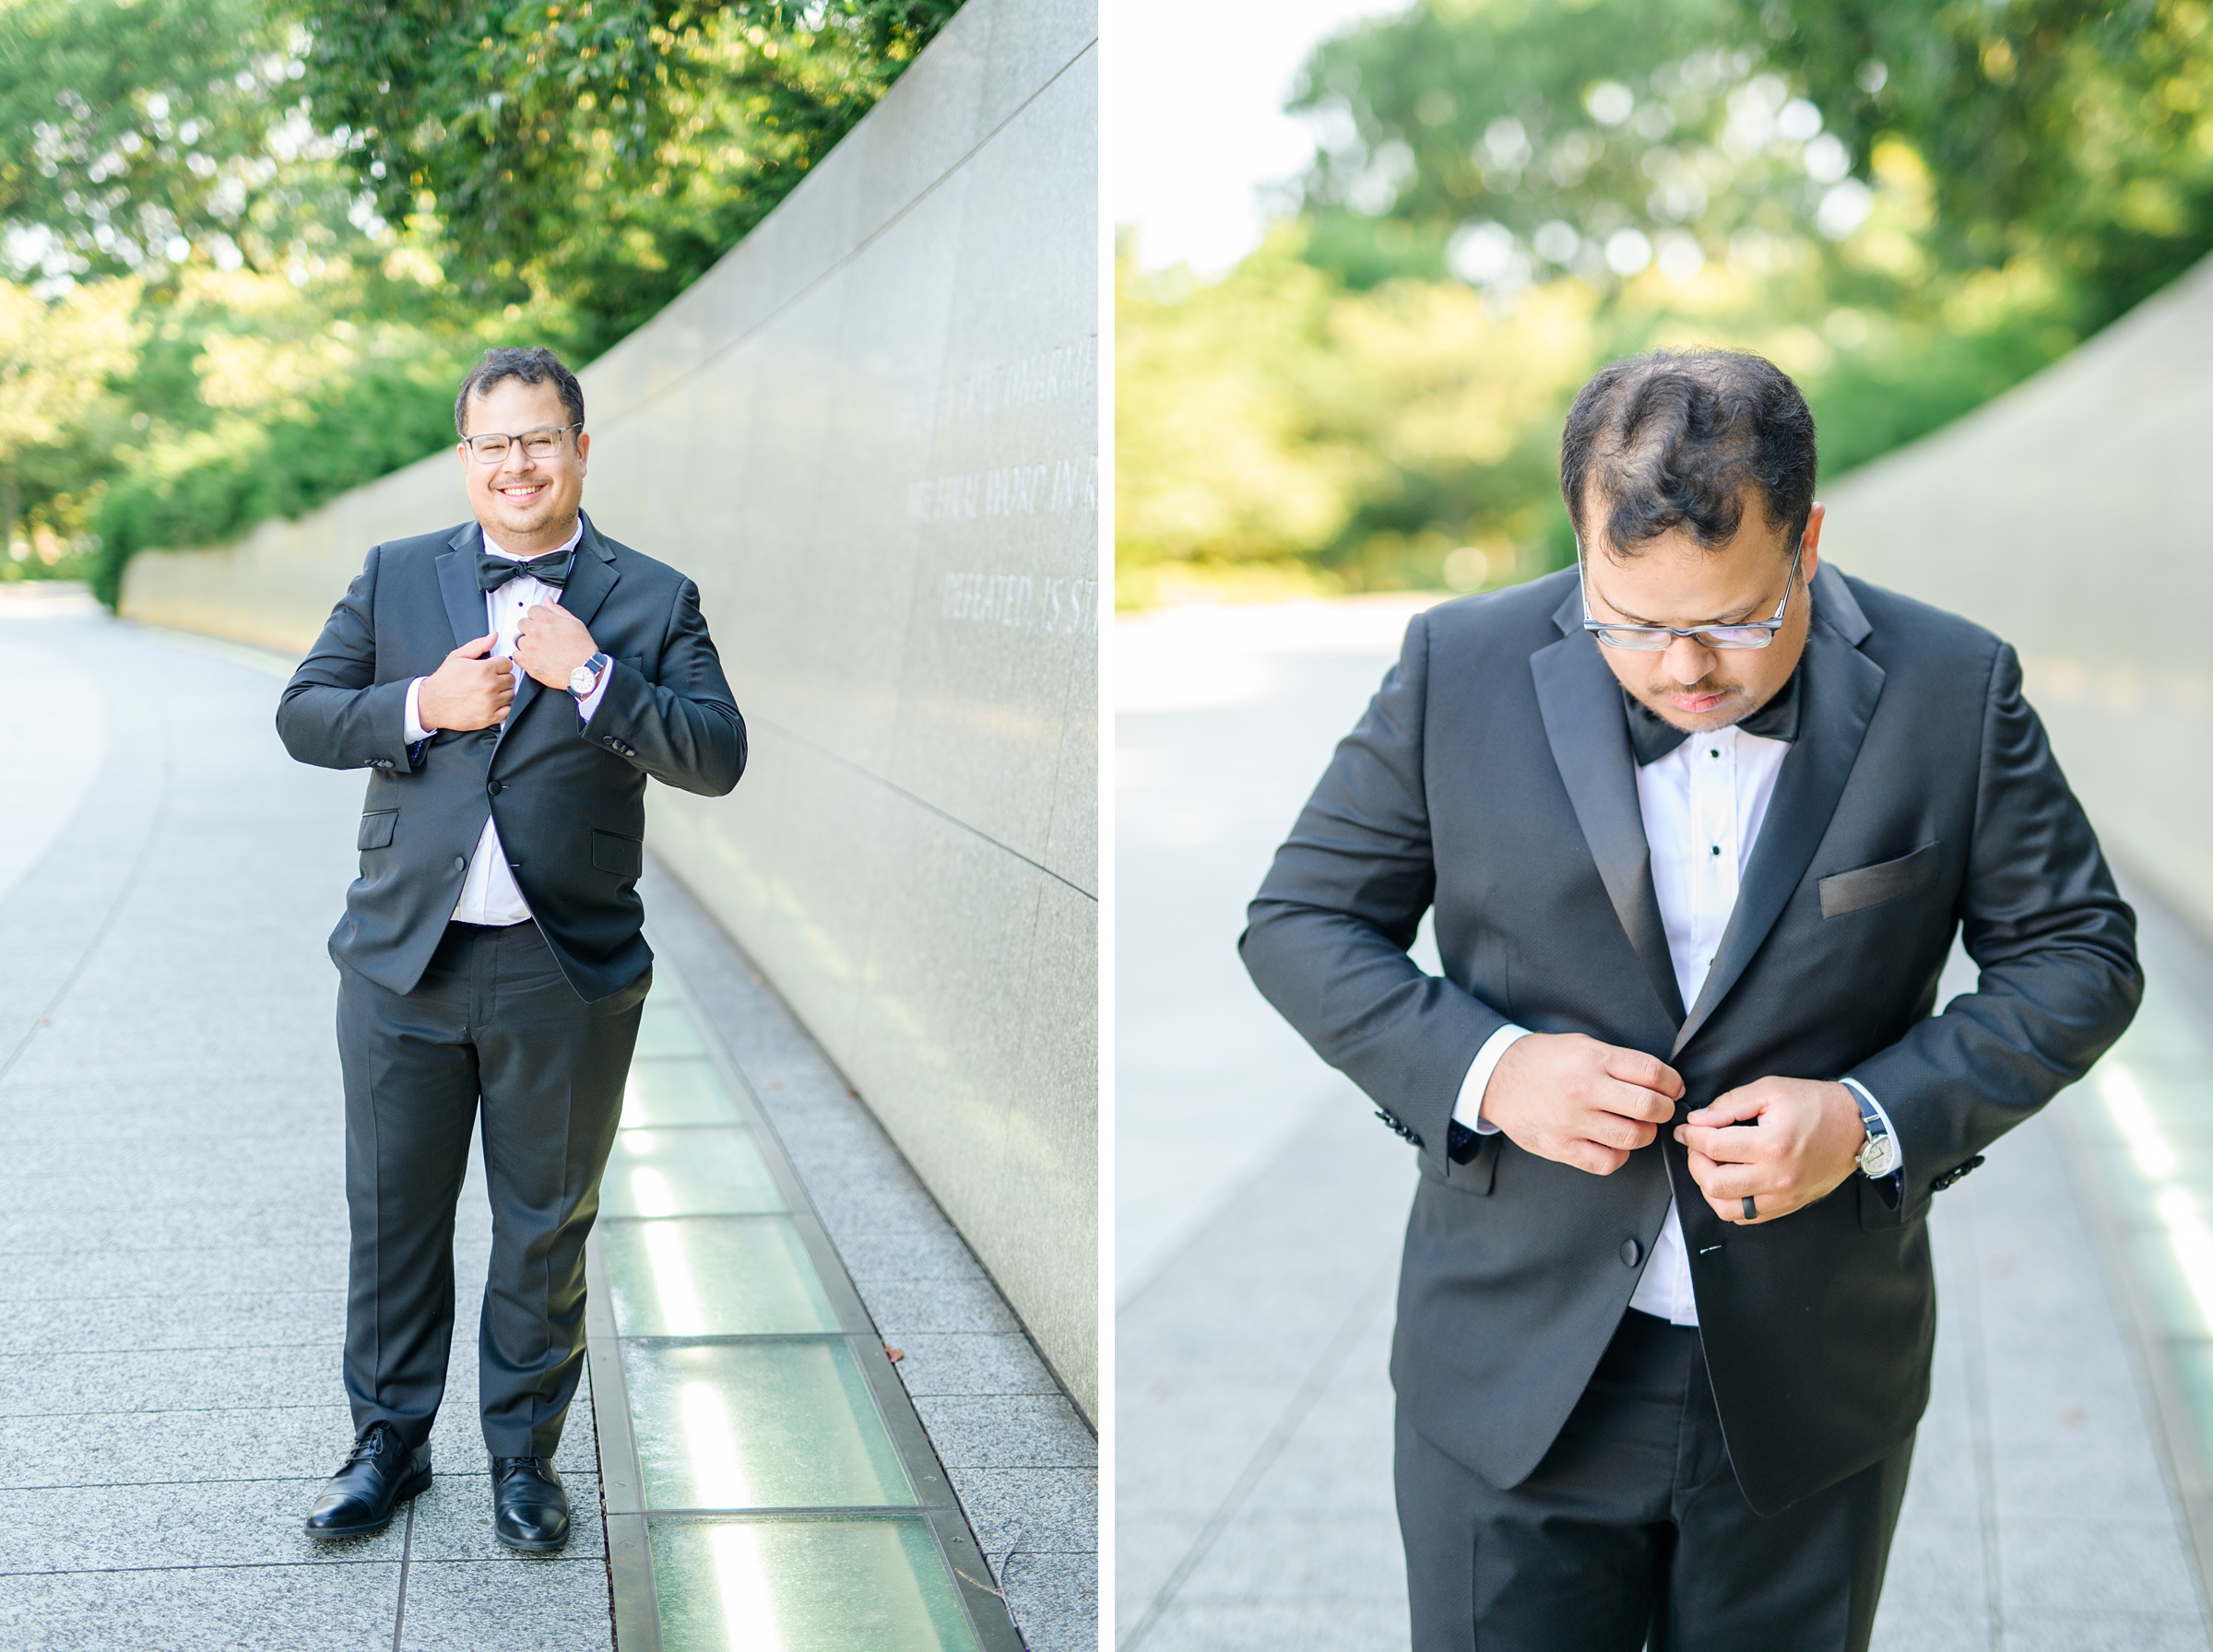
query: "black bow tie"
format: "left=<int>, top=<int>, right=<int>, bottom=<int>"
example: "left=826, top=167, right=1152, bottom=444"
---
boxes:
left=1623, top=665, right=1803, bottom=766
left=478, top=548, right=574, bottom=592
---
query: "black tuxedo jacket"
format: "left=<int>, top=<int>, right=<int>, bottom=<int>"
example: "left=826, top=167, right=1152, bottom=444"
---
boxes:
left=1240, top=564, right=2138, bottom=1512
left=278, top=513, right=745, bottom=1002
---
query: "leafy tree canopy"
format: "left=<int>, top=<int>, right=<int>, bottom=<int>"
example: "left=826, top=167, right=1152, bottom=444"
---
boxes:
left=0, top=0, right=960, bottom=594
left=302, top=1, right=957, bottom=347
left=1291, top=0, right=2213, bottom=331
left=1120, top=0, right=2213, bottom=603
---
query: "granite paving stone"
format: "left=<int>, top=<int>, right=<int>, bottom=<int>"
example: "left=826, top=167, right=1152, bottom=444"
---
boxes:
left=1135, top=1599, right=1409, bottom=1652
left=1996, top=1516, right=2204, bottom=1617
left=942, top=1467, right=1099, bottom=1554
left=0, top=1290, right=345, bottom=1355
left=0, top=1245, right=350, bottom=1300
left=2000, top=1613, right=2213, bottom=1652
left=1869, top=1606, right=1994, bottom=1652
left=404, top=1471, right=607, bottom=1562
left=0, top=1563, right=403, bottom=1652
left=882, top=1332, right=1071, bottom=1397
left=998, top=1550, right=1100, bottom=1652
left=907, top=1394, right=1098, bottom=1469
left=0, top=616, right=609, bottom=1649
left=831, top=1228, right=993, bottom=1283
left=1178, top=1508, right=1407, bottom=1603
left=396, top=1557, right=616, bottom=1652
left=863, top=1273, right=1029, bottom=1338
left=0, top=1404, right=353, bottom=1490
left=0, top=1478, right=409, bottom=1573
left=0, top=1344, right=344, bottom=1418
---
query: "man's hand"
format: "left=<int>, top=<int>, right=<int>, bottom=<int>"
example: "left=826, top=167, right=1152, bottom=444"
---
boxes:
left=1481, top=1033, right=1684, bottom=1175
left=418, top=633, right=515, bottom=731
left=1675, top=1079, right=1865, bottom=1225
left=515, top=601, right=597, bottom=690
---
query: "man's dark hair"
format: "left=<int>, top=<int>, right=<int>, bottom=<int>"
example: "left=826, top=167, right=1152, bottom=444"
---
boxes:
left=454, top=346, right=585, bottom=437
left=1559, top=348, right=1816, bottom=558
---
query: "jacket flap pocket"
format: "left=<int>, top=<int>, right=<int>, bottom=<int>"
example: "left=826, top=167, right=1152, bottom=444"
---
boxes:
left=1820, top=841, right=1940, bottom=919
left=358, top=810, right=397, bottom=851
left=591, top=828, right=643, bottom=878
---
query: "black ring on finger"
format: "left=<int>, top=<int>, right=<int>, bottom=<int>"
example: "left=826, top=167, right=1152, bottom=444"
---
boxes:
left=1741, top=1196, right=1757, bottom=1221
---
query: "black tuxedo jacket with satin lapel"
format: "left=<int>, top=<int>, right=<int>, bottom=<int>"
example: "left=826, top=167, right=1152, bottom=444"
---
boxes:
left=1239, top=563, right=2139, bottom=1513
left=277, top=513, right=745, bottom=1002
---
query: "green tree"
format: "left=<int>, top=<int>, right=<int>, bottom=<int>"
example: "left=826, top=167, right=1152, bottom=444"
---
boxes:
left=1756, top=0, right=2213, bottom=332
left=0, top=0, right=341, bottom=281
left=1121, top=0, right=2213, bottom=604
left=0, top=276, right=142, bottom=576
left=0, top=0, right=962, bottom=601
left=300, top=0, right=963, bottom=348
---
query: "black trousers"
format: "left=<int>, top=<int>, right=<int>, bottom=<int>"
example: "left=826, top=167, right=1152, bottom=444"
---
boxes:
left=335, top=920, right=647, bottom=1457
left=1398, top=1309, right=1913, bottom=1652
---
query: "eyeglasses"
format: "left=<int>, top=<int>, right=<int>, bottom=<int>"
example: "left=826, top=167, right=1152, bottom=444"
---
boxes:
left=1580, top=535, right=1805, bottom=651
left=460, top=423, right=581, bottom=465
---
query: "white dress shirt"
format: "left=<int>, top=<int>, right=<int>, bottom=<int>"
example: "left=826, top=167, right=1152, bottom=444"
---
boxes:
left=401, top=522, right=610, bottom=926
left=1451, top=718, right=1899, bottom=1326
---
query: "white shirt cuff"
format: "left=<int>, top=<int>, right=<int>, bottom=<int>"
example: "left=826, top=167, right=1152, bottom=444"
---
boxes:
left=1840, top=1077, right=1903, bottom=1176
left=1453, top=1023, right=1533, bottom=1135
left=574, top=660, right=611, bottom=726
left=403, top=677, right=432, bottom=744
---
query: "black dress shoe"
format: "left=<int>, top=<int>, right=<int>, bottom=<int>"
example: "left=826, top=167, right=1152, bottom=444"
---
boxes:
left=491, top=1456, right=571, bottom=1553
left=304, top=1422, right=432, bottom=1539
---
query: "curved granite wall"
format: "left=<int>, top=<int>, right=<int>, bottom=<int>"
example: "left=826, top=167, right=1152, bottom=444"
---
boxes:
left=1817, top=253, right=2213, bottom=946
left=120, top=0, right=1100, bottom=1416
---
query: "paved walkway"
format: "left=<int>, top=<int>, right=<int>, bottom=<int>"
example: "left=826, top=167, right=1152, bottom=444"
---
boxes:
left=0, top=597, right=617, bottom=1647
left=1116, top=596, right=2211, bottom=1651
left=0, top=591, right=1094, bottom=1649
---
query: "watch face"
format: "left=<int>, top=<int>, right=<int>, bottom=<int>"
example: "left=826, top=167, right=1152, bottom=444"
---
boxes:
left=1861, top=1135, right=1900, bottom=1178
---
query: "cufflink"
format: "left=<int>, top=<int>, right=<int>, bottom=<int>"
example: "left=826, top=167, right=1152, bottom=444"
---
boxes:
left=1930, top=1154, right=1986, bottom=1193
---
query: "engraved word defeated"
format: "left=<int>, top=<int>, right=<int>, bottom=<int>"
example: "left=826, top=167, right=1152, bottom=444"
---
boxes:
left=941, top=573, right=1099, bottom=637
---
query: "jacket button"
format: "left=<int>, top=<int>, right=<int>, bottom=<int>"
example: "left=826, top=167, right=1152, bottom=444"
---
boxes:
left=1620, top=1238, right=1643, bottom=1268
left=454, top=856, right=467, bottom=872
left=487, top=780, right=503, bottom=796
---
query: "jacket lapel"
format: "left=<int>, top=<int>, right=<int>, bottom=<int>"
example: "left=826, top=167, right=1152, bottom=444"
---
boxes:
left=1531, top=588, right=1686, bottom=1029
left=435, top=522, right=488, bottom=651
left=557, top=511, right=620, bottom=631
left=499, top=512, right=619, bottom=744
left=1671, top=567, right=1884, bottom=1058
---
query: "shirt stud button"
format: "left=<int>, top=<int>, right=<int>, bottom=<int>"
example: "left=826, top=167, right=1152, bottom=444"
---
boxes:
left=1620, top=1238, right=1643, bottom=1268
left=1710, top=844, right=1722, bottom=856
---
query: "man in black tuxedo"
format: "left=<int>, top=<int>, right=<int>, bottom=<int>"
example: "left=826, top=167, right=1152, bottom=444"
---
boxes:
left=278, top=346, right=744, bottom=1551
left=1242, top=349, right=2138, bottom=1649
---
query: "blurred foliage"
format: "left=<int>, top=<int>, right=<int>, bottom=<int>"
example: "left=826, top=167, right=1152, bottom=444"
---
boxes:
left=0, top=0, right=956, bottom=596
left=1118, top=0, right=2213, bottom=604
left=1118, top=230, right=1597, bottom=606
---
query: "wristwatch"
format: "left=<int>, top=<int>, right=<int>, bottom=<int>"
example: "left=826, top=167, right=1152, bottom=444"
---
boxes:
left=1849, top=1082, right=1900, bottom=1178
left=568, top=652, right=609, bottom=698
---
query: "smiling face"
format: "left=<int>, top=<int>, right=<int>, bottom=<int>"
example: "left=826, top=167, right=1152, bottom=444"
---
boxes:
left=456, top=376, right=591, bottom=554
left=1582, top=490, right=1825, bottom=733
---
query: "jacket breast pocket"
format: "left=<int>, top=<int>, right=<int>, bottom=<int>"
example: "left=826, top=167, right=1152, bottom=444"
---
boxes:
left=591, top=829, right=644, bottom=879
left=1819, top=841, right=1940, bottom=919
left=358, top=810, right=397, bottom=851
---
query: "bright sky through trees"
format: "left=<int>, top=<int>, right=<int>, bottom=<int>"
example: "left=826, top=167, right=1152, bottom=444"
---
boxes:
left=1110, top=0, right=1401, bottom=273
